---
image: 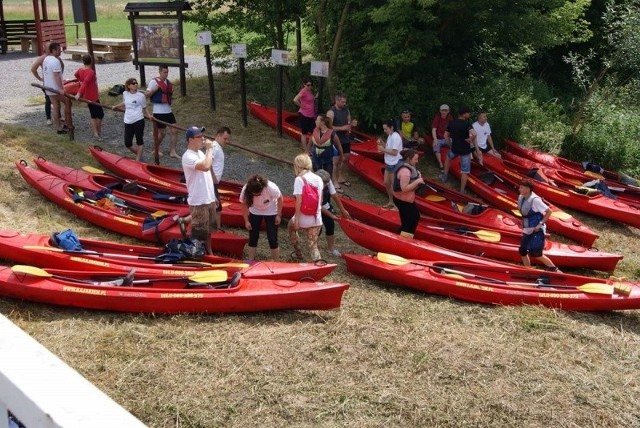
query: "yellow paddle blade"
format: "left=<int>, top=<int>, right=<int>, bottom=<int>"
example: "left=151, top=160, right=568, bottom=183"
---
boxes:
left=472, top=230, right=501, bottom=242
left=217, top=189, right=235, bottom=195
left=376, top=252, right=410, bottom=266
left=584, top=170, right=604, bottom=180
left=188, top=270, right=228, bottom=283
left=444, top=273, right=465, bottom=280
left=550, top=210, right=572, bottom=220
left=82, top=165, right=106, bottom=174
left=11, top=265, right=52, bottom=277
left=578, top=283, right=614, bottom=295
left=151, top=210, right=169, bottom=218
left=424, top=195, right=447, bottom=202
left=177, top=260, right=250, bottom=268
left=24, top=245, right=65, bottom=252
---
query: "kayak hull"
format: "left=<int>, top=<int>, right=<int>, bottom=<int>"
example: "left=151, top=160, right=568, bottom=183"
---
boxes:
left=17, top=162, right=248, bottom=258
left=0, top=230, right=336, bottom=281
left=341, top=198, right=621, bottom=271
left=0, top=266, right=349, bottom=314
left=343, top=254, right=640, bottom=311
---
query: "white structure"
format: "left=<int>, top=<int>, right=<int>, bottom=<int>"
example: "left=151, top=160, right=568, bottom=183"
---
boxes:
left=0, top=315, right=146, bottom=428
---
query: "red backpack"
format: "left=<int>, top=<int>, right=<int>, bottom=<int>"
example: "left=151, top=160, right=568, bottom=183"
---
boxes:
left=300, top=176, right=320, bottom=215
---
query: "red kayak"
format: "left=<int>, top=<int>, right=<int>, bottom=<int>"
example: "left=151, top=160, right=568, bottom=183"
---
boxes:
left=348, top=153, right=524, bottom=235
left=33, top=157, right=267, bottom=228
left=339, top=217, right=514, bottom=267
left=504, top=139, right=640, bottom=189
left=449, top=155, right=599, bottom=246
left=501, top=151, right=640, bottom=202
left=482, top=155, right=640, bottom=229
left=0, top=266, right=349, bottom=314
left=343, top=253, right=640, bottom=311
left=248, top=101, right=388, bottom=161
left=341, top=198, right=621, bottom=271
left=0, top=230, right=336, bottom=281
left=17, top=162, right=248, bottom=258
left=88, top=145, right=296, bottom=218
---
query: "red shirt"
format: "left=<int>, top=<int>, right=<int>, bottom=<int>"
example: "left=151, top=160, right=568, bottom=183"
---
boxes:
left=431, top=113, right=453, bottom=139
left=74, top=67, right=99, bottom=101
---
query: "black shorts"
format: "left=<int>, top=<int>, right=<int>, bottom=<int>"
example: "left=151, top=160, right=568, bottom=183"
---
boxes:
left=88, top=101, right=105, bottom=119
left=153, top=112, right=176, bottom=129
left=298, top=114, right=315, bottom=135
left=479, top=146, right=492, bottom=154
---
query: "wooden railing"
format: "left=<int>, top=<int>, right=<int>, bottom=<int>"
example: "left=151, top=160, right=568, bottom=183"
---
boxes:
left=1, top=19, right=67, bottom=54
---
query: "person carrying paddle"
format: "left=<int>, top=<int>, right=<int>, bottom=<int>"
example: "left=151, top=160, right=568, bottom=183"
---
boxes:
left=74, top=55, right=104, bottom=141
left=239, top=174, right=283, bottom=261
left=112, top=78, right=151, bottom=162
left=146, top=64, right=179, bottom=163
left=517, top=179, right=561, bottom=272
left=182, top=126, right=218, bottom=255
left=392, top=149, right=425, bottom=238
left=41, top=42, right=74, bottom=136
left=314, top=169, right=351, bottom=257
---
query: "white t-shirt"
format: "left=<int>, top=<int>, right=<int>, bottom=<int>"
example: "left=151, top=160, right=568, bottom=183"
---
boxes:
left=520, top=193, right=549, bottom=235
left=43, top=55, right=62, bottom=95
left=472, top=121, right=492, bottom=150
left=292, top=171, right=323, bottom=227
left=384, top=131, right=403, bottom=166
left=122, top=91, right=147, bottom=124
left=182, top=149, right=216, bottom=206
left=239, top=181, right=281, bottom=216
left=322, top=180, right=337, bottom=210
left=147, top=78, right=172, bottom=114
left=211, top=140, right=225, bottom=183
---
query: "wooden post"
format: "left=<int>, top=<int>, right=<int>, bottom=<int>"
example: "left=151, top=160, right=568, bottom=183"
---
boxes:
left=276, top=65, right=283, bottom=137
left=239, top=57, right=247, bottom=127
left=205, top=44, right=215, bottom=110
left=295, top=17, right=302, bottom=66
left=80, top=0, right=95, bottom=72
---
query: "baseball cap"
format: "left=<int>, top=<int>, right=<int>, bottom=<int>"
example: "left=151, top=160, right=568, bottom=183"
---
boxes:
left=186, top=126, right=205, bottom=139
left=440, top=104, right=449, bottom=111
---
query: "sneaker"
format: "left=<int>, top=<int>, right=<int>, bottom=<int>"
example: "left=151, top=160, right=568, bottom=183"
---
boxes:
left=329, top=249, right=341, bottom=257
left=46, top=119, right=52, bottom=125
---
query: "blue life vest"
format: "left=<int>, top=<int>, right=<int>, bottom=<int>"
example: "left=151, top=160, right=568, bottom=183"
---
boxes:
left=518, top=193, right=544, bottom=228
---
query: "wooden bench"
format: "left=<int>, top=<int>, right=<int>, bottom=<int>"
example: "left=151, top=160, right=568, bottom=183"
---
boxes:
left=65, top=47, right=115, bottom=63
left=18, top=34, right=38, bottom=53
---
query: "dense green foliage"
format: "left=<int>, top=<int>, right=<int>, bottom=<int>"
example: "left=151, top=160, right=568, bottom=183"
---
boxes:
left=188, top=0, right=640, bottom=175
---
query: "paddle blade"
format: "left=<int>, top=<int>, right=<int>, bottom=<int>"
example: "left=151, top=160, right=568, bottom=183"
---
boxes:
left=11, top=265, right=52, bottom=277
left=23, top=245, right=65, bottom=252
left=188, top=270, right=228, bottom=283
left=424, top=195, right=447, bottom=202
left=82, top=165, right=106, bottom=174
left=376, top=252, right=410, bottom=266
left=578, top=283, right=614, bottom=295
left=473, top=230, right=501, bottom=243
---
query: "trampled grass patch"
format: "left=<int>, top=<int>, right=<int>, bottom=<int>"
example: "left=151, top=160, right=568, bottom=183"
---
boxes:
left=1, top=71, right=640, bottom=427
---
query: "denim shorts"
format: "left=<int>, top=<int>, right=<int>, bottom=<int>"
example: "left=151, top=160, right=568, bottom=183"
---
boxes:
left=447, top=151, right=471, bottom=174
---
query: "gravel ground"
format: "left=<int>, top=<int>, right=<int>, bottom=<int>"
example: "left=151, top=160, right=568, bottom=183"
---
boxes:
left=0, top=50, right=294, bottom=193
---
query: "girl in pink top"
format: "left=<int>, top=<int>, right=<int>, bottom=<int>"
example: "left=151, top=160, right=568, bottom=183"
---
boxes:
left=293, top=77, right=317, bottom=152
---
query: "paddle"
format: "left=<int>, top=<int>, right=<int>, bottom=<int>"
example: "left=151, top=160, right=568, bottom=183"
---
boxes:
left=82, top=165, right=236, bottom=195
left=68, top=187, right=170, bottom=218
left=375, top=253, right=614, bottom=295
left=22, top=246, right=250, bottom=268
left=424, top=226, right=501, bottom=243
left=425, top=195, right=447, bottom=202
left=11, top=265, right=228, bottom=285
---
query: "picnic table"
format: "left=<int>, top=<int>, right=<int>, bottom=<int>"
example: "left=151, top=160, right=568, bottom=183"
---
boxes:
left=71, top=38, right=133, bottom=62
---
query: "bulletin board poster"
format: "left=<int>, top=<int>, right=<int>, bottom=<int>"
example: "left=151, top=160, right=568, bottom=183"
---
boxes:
left=134, top=18, right=181, bottom=64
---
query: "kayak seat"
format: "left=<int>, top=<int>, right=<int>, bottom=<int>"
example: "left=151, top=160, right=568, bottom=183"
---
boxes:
left=478, top=171, right=496, bottom=185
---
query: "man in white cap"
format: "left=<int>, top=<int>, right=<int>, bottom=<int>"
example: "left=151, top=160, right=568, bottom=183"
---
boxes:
left=431, top=104, right=453, bottom=171
left=181, top=126, right=218, bottom=255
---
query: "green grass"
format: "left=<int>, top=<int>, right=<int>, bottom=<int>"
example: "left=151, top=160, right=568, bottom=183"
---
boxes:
left=3, top=0, right=205, bottom=54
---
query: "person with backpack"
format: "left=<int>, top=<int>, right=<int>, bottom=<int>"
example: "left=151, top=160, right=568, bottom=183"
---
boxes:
left=239, top=174, right=283, bottom=261
left=288, top=153, right=324, bottom=262
left=517, top=179, right=560, bottom=272
left=392, top=149, right=425, bottom=238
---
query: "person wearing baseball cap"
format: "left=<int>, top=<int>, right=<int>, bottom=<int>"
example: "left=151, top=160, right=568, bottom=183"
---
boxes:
left=431, top=104, right=453, bottom=171
left=180, top=126, right=218, bottom=255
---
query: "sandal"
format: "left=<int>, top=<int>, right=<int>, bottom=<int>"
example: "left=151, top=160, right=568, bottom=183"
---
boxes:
left=339, top=181, right=351, bottom=187
left=335, top=186, right=344, bottom=194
